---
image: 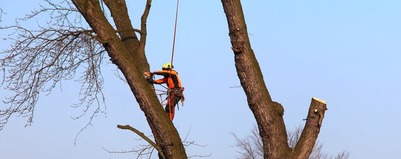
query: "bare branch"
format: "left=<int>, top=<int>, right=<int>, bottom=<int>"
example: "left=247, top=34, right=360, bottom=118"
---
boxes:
left=288, top=125, right=303, bottom=148
left=181, top=126, right=211, bottom=158
left=0, top=0, right=107, bottom=130
left=113, top=124, right=210, bottom=159
left=334, top=151, right=350, bottom=159
left=102, top=143, right=156, bottom=159
left=117, top=124, right=165, bottom=159
left=0, top=9, right=3, bottom=22
left=234, top=125, right=350, bottom=159
left=232, top=126, right=263, bottom=159
left=139, top=0, right=152, bottom=44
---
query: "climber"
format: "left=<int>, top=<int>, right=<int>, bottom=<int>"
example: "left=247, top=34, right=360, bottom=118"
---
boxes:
left=145, top=62, right=184, bottom=121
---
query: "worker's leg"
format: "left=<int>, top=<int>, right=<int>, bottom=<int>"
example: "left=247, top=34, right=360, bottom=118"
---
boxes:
left=165, top=95, right=176, bottom=120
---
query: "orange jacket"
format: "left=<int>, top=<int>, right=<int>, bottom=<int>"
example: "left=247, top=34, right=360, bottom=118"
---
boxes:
left=153, top=69, right=182, bottom=89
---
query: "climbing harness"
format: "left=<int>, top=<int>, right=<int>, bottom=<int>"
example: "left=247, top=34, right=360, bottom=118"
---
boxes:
left=144, top=72, right=184, bottom=120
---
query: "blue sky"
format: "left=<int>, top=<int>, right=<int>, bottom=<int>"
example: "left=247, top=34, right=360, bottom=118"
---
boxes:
left=1, top=0, right=401, bottom=159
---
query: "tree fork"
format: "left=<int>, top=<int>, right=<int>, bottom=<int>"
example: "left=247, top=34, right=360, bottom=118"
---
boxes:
left=72, top=0, right=187, bottom=158
left=221, top=0, right=328, bottom=159
left=221, top=0, right=291, bottom=158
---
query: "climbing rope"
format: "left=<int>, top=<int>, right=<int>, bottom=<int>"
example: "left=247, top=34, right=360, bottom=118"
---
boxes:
left=168, top=0, right=181, bottom=120
left=170, top=0, right=180, bottom=66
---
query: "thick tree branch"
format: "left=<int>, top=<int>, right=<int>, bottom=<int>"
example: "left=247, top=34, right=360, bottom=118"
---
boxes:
left=139, top=0, right=152, bottom=45
left=103, top=0, right=138, bottom=40
left=292, top=97, right=328, bottom=159
left=103, top=0, right=150, bottom=72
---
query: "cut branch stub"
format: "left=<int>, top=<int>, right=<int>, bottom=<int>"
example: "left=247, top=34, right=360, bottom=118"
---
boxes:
left=307, top=97, right=327, bottom=128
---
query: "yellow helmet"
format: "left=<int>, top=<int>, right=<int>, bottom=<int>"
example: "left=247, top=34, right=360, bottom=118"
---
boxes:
left=162, top=62, right=173, bottom=69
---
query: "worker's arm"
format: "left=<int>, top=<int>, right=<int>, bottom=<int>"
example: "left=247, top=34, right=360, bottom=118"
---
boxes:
left=153, top=70, right=173, bottom=76
left=152, top=70, right=170, bottom=84
left=153, top=78, right=166, bottom=84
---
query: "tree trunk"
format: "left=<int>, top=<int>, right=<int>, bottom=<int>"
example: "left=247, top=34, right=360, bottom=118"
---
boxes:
left=221, top=1, right=328, bottom=159
left=221, top=0, right=290, bottom=158
left=71, top=0, right=187, bottom=158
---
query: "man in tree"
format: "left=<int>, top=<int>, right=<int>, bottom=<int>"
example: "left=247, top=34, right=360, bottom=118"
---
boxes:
left=0, top=0, right=327, bottom=158
left=146, top=62, right=184, bottom=121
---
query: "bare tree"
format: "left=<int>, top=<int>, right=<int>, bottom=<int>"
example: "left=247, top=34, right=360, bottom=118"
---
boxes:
left=0, top=0, right=106, bottom=129
left=221, top=0, right=328, bottom=158
left=1, top=0, right=186, bottom=158
left=234, top=125, right=350, bottom=159
left=2, top=0, right=333, bottom=158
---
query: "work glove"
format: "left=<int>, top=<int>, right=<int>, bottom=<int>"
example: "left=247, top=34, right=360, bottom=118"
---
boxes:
left=144, top=72, right=154, bottom=84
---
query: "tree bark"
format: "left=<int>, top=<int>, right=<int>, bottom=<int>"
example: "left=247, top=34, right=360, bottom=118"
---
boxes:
left=292, top=98, right=327, bottom=159
left=221, top=1, right=328, bottom=159
left=71, top=0, right=187, bottom=158
left=221, top=0, right=290, bottom=158
left=103, top=0, right=150, bottom=72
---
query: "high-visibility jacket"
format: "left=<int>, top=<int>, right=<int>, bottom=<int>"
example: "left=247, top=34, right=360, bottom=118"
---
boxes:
left=153, top=69, right=182, bottom=89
